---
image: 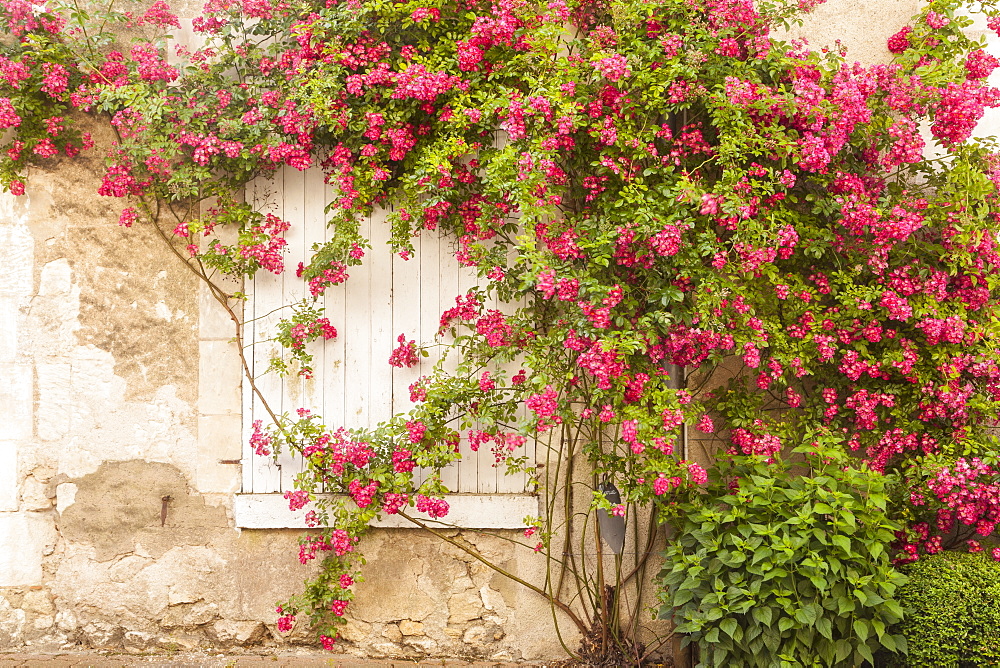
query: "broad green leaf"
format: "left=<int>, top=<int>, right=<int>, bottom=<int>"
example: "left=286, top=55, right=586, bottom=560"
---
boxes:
left=853, top=618, right=869, bottom=642
left=816, top=617, right=833, bottom=640
left=752, top=606, right=773, bottom=626
left=834, top=639, right=852, bottom=663
left=858, top=642, right=875, bottom=665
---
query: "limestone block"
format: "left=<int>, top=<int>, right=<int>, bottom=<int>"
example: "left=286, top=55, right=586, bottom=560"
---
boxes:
left=0, top=210, right=33, bottom=299
left=194, top=456, right=240, bottom=496
left=167, top=588, right=200, bottom=606
left=157, top=634, right=201, bottom=651
left=463, top=624, right=489, bottom=645
left=0, top=363, right=32, bottom=441
left=123, top=630, right=155, bottom=650
left=0, top=595, right=26, bottom=646
left=480, top=586, right=508, bottom=625
left=22, top=590, right=54, bottom=617
left=368, top=640, right=406, bottom=657
left=0, top=441, right=17, bottom=511
left=198, top=278, right=242, bottom=340
left=69, top=345, right=124, bottom=411
left=31, top=615, right=54, bottom=631
left=19, top=476, right=52, bottom=511
left=198, top=414, right=243, bottom=460
left=399, top=620, right=424, bottom=636
left=198, top=340, right=242, bottom=415
left=381, top=624, right=402, bottom=642
left=212, top=620, right=266, bottom=645
left=447, top=590, right=483, bottom=624
left=338, top=618, right=372, bottom=644
left=405, top=635, right=437, bottom=653
left=161, top=601, right=218, bottom=627
left=195, top=414, right=242, bottom=494
left=36, top=362, right=72, bottom=441
left=80, top=621, right=121, bottom=648
left=448, top=574, right=475, bottom=594
left=0, top=513, right=56, bottom=586
left=0, top=297, right=18, bottom=364
left=38, top=258, right=71, bottom=296
left=54, top=609, right=77, bottom=632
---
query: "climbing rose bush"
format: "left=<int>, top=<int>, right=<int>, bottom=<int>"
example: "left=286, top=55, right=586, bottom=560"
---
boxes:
left=4, top=0, right=1000, bottom=657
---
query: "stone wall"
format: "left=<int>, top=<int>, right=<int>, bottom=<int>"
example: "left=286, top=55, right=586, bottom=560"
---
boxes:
left=0, top=0, right=926, bottom=662
left=0, top=129, right=566, bottom=661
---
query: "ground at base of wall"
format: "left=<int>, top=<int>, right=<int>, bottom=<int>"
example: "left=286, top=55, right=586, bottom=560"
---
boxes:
left=0, top=650, right=548, bottom=668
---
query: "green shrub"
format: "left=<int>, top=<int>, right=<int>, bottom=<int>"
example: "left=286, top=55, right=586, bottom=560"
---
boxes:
left=658, top=443, right=908, bottom=668
left=893, top=551, right=1000, bottom=667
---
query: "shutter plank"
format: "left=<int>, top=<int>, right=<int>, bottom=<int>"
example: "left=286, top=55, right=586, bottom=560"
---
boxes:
left=343, top=213, right=373, bottom=430
left=247, top=173, right=283, bottom=493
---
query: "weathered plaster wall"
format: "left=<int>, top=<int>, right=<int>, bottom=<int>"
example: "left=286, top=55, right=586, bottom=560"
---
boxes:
left=0, top=0, right=929, bottom=662
left=0, top=129, right=565, bottom=661
left=780, top=0, right=922, bottom=63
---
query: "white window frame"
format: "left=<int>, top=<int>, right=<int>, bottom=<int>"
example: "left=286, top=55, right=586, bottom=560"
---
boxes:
left=234, top=167, right=535, bottom=529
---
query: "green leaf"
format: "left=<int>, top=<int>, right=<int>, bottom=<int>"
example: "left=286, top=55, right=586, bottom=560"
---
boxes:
left=673, top=588, right=694, bottom=606
left=882, top=599, right=904, bottom=621
left=752, top=606, right=773, bottom=627
left=799, top=604, right=819, bottom=626
left=858, top=642, right=875, bottom=665
left=720, top=618, right=738, bottom=638
left=816, top=617, right=833, bottom=640
left=831, top=534, right=851, bottom=553
left=853, top=618, right=869, bottom=642
left=834, top=639, right=852, bottom=663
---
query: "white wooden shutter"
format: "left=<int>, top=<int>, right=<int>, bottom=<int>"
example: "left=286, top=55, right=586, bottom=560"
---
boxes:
left=241, top=166, right=534, bottom=495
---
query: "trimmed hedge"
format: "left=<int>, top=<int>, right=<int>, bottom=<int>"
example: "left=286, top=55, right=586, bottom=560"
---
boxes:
left=893, top=551, right=1000, bottom=667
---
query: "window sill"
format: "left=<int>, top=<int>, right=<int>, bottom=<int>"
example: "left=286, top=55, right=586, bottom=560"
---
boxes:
left=233, top=493, right=538, bottom=529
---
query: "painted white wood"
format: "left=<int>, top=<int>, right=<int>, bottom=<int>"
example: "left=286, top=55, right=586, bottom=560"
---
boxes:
left=391, top=219, right=424, bottom=484
left=246, top=173, right=284, bottom=493
left=390, top=225, right=421, bottom=413
left=498, top=279, right=533, bottom=494
left=456, top=249, right=486, bottom=493
left=320, top=177, right=346, bottom=438
left=241, top=184, right=262, bottom=494
left=368, top=208, right=394, bottom=427
left=278, top=166, right=306, bottom=492
left=343, top=212, right=373, bottom=430
left=301, top=166, right=327, bottom=418
left=418, top=228, right=445, bottom=490
left=435, top=233, right=462, bottom=492
left=234, top=493, right=538, bottom=529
